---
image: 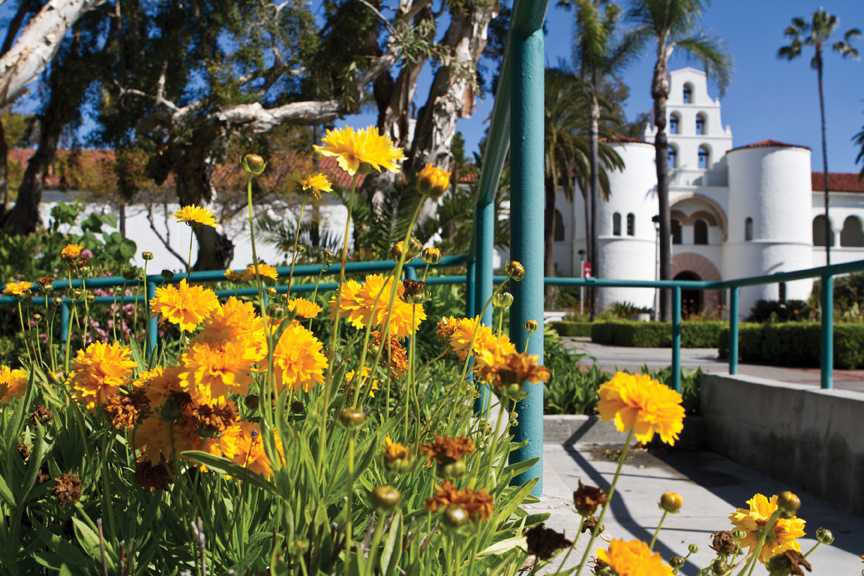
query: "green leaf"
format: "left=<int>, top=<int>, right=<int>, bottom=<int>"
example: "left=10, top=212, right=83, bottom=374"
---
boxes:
left=181, top=450, right=277, bottom=494
left=476, top=535, right=527, bottom=558
left=502, top=456, right=539, bottom=479
left=0, top=474, right=15, bottom=508
left=59, top=565, right=73, bottom=576
left=380, top=511, right=401, bottom=575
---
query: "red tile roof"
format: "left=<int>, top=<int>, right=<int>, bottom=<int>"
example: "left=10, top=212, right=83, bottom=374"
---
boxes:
left=812, top=172, right=864, bottom=193
left=729, top=139, right=811, bottom=153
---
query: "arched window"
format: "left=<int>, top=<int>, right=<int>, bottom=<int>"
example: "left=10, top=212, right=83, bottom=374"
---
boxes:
left=554, top=209, right=565, bottom=242
left=667, top=145, right=678, bottom=168
left=695, top=113, right=706, bottom=135
left=698, top=145, right=711, bottom=169
left=745, top=217, right=754, bottom=241
left=626, top=213, right=636, bottom=236
left=671, top=219, right=682, bottom=244
left=813, top=215, right=834, bottom=246
left=669, top=113, right=680, bottom=134
left=694, top=219, right=709, bottom=245
left=683, top=83, right=693, bottom=104
left=612, top=212, right=622, bottom=236
left=841, top=216, right=864, bottom=247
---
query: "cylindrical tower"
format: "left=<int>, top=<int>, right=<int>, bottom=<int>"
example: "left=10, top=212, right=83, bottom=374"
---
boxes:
left=724, top=142, right=813, bottom=318
left=596, top=141, right=658, bottom=312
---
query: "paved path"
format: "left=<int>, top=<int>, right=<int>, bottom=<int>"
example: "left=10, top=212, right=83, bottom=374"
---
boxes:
left=562, top=338, right=864, bottom=393
left=534, top=442, right=864, bottom=574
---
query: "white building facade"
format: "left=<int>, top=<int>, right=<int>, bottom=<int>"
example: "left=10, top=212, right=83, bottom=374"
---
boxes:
left=556, top=67, right=864, bottom=318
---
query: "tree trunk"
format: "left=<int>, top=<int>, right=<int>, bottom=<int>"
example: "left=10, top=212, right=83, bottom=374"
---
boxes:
left=817, top=51, right=831, bottom=266
left=652, top=42, right=672, bottom=321
left=588, top=77, right=600, bottom=319
left=0, top=118, right=7, bottom=216
left=0, top=0, right=107, bottom=107
left=544, top=175, right=556, bottom=278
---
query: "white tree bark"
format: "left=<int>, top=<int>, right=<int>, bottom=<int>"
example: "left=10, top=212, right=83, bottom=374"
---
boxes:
left=0, top=0, right=107, bottom=106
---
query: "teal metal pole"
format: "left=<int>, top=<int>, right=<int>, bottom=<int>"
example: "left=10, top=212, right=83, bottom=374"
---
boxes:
left=473, top=202, right=495, bottom=413
left=146, top=280, right=158, bottom=358
left=821, top=274, right=833, bottom=389
left=466, top=256, right=477, bottom=317
left=509, top=7, right=547, bottom=496
left=672, top=286, right=682, bottom=392
left=60, top=301, right=70, bottom=345
left=405, top=266, right=418, bottom=281
left=729, top=287, right=739, bottom=375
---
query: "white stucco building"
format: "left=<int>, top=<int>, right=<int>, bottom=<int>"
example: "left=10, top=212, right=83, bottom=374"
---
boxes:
left=555, top=67, right=864, bottom=318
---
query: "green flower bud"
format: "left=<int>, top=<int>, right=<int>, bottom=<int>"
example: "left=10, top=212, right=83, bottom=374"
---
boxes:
left=371, top=485, right=401, bottom=510
left=444, top=505, right=469, bottom=527
left=338, top=407, right=366, bottom=428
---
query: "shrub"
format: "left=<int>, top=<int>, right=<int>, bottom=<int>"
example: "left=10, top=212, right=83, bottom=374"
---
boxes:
left=718, top=322, right=864, bottom=369
left=550, top=320, right=592, bottom=337
left=747, top=299, right=813, bottom=322
left=590, top=320, right=726, bottom=348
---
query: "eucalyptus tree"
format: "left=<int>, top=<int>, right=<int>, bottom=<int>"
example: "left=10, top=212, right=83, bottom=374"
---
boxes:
left=779, top=9, right=860, bottom=265
left=626, top=0, right=730, bottom=320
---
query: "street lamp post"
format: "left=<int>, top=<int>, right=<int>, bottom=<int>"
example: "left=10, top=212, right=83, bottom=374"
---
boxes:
left=578, top=249, right=586, bottom=317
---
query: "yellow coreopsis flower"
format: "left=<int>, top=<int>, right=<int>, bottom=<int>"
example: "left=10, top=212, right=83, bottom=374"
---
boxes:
left=418, top=164, right=451, bottom=196
left=245, top=262, right=279, bottom=281
left=314, top=126, right=405, bottom=176
left=70, top=342, right=137, bottom=410
left=135, top=414, right=201, bottom=465
left=0, top=365, right=27, bottom=403
left=287, top=297, right=322, bottom=319
left=150, top=279, right=220, bottom=332
left=272, top=321, right=328, bottom=392
left=730, top=493, right=806, bottom=564
left=206, top=421, right=280, bottom=477
left=597, top=372, right=685, bottom=445
left=180, top=339, right=259, bottom=404
left=596, top=539, right=673, bottom=576
left=301, top=172, right=333, bottom=200
left=2, top=281, right=32, bottom=297
left=194, top=297, right=267, bottom=357
left=133, top=366, right=184, bottom=409
left=175, top=205, right=217, bottom=228
left=331, top=274, right=425, bottom=339
left=60, top=243, right=83, bottom=261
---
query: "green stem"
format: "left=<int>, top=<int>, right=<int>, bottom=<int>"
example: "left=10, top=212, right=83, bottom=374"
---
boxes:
left=649, top=509, right=669, bottom=551
left=737, top=510, right=781, bottom=576
left=554, top=516, right=586, bottom=573
left=285, top=204, right=306, bottom=300
left=187, top=227, right=194, bottom=273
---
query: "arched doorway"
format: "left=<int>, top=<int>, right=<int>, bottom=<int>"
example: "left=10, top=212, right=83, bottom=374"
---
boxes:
left=675, top=271, right=702, bottom=318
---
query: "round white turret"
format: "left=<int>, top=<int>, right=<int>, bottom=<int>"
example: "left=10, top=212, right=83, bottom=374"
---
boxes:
left=724, top=143, right=814, bottom=317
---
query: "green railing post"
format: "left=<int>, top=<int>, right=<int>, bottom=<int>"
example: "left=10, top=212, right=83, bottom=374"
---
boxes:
left=728, top=287, right=739, bottom=375
left=473, top=202, right=495, bottom=414
left=60, top=301, right=70, bottom=345
left=672, top=286, right=682, bottom=392
left=146, top=280, right=158, bottom=358
left=405, top=265, right=418, bottom=281
left=466, top=255, right=477, bottom=317
left=509, top=0, right=547, bottom=496
left=821, top=273, right=833, bottom=390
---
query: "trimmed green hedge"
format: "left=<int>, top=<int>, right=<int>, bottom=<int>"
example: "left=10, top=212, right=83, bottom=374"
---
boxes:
left=550, top=321, right=593, bottom=337
left=718, top=322, right=864, bottom=369
left=591, top=320, right=726, bottom=348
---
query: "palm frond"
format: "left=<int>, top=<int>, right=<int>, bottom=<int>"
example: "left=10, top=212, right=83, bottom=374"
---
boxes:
left=675, top=34, right=732, bottom=95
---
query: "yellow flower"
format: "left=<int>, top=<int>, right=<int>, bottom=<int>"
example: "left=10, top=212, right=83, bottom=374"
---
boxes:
left=207, top=421, right=280, bottom=477
left=180, top=340, right=258, bottom=404
left=133, top=366, right=184, bottom=409
left=194, top=297, right=267, bottom=357
left=596, top=539, right=673, bottom=576
left=330, top=274, right=425, bottom=339
left=287, top=297, right=322, bottom=319
left=272, top=321, right=327, bottom=391
left=175, top=205, right=217, bottom=228
left=313, top=126, right=405, bottom=176
left=418, top=164, right=451, bottom=196
left=437, top=316, right=490, bottom=360
left=597, top=372, right=685, bottom=445
left=245, top=262, right=279, bottom=281
left=422, top=246, right=441, bottom=263
left=730, top=493, right=806, bottom=564
left=150, top=279, right=220, bottom=332
left=60, top=243, right=83, bottom=260
left=135, top=414, right=201, bottom=465
left=0, top=365, right=27, bottom=403
left=2, top=281, right=32, bottom=297
left=660, top=491, right=683, bottom=513
left=301, top=172, right=333, bottom=200
left=70, top=342, right=137, bottom=410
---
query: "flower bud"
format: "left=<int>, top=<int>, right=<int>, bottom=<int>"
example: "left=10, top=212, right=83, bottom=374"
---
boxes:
left=422, top=246, right=441, bottom=264
left=242, top=153, right=267, bottom=176
left=338, top=407, right=366, bottom=428
left=778, top=491, right=800, bottom=516
left=505, top=261, right=525, bottom=281
left=687, top=543, right=699, bottom=555
left=525, top=320, right=538, bottom=332
left=660, top=491, right=683, bottom=513
left=441, top=460, right=467, bottom=479
left=402, top=279, right=426, bottom=302
left=371, top=485, right=401, bottom=510
left=815, top=527, right=834, bottom=545
left=444, top=505, right=469, bottom=527
left=417, top=164, right=451, bottom=197
left=670, top=556, right=686, bottom=569
left=492, top=291, right=513, bottom=309
left=142, top=251, right=154, bottom=261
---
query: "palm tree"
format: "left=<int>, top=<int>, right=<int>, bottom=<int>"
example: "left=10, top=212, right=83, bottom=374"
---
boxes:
left=779, top=10, right=860, bottom=266
left=569, top=0, right=642, bottom=316
left=626, top=0, right=730, bottom=320
left=856, top=122, right=864, bottom=178
left=543, top=68, right=623, bottom=289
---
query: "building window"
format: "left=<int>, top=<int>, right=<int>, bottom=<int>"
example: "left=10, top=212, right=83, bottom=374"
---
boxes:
left=670, top=113, right=680, bottom=134
left=667, top=145, right=678, bottom=168
left=698, top=145, right=711, bottom=169
left=554, top=209, right=565, bottom=242
left=813, top=215, right=834, bottom=246
left=671, top=219, right=682, bottom=244
left=694, top=219, right=709, bottom=245
left=626, top=213, right=636, bottom=236
left=696, top=113, right=706, bottom=135
left=841, top=215, right=864, bottom=247
left=683, top=83, right=693, bottom=103
left=612, top=212, right=622, bottom=236
left=745, top=217, right=754, bottom=241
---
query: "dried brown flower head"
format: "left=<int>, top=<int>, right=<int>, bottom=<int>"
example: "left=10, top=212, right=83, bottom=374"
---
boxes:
left=525, top=524, right=572, bottom=560
left=710, top=530, right=738, bottom=556
left=103, top=389, right=150, bottom=430
left=135, top=460, right=173, bottom=492
left=767, top=549, right=812, bottom=576
left=373, top=330, right=408, bottom=378
left=573, top=481, right=608, bottom=517
left=421, top=435, right=476, bottom=466
left=30, top=404, right=53, bottom=425
left=426, top=481, right=494, bottom=521
left=192, top=401, right=238, bottom=436
left=53, top=473, right=82, bottom=507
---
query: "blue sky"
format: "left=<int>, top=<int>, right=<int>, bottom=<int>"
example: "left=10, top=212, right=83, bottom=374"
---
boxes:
left=347, top=0, right=864, bottom=172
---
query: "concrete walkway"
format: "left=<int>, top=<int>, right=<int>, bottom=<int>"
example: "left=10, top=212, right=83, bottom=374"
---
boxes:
left=535, top=442, right=864, bottom=574
left=563, top=338, right=864, bottom=393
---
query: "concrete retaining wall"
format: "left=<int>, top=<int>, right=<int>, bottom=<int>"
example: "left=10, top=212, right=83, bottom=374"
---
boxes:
left=701, top=373, right=864, bottom=513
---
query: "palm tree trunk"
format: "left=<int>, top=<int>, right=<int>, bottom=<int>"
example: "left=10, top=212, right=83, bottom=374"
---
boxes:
left=588, top=75, right=600, bottom=319
left=652, top=42, right=672, bottom=321
left=817, top=52, right=831, bottom=265
left=0, top=119, right=7, bottom=216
